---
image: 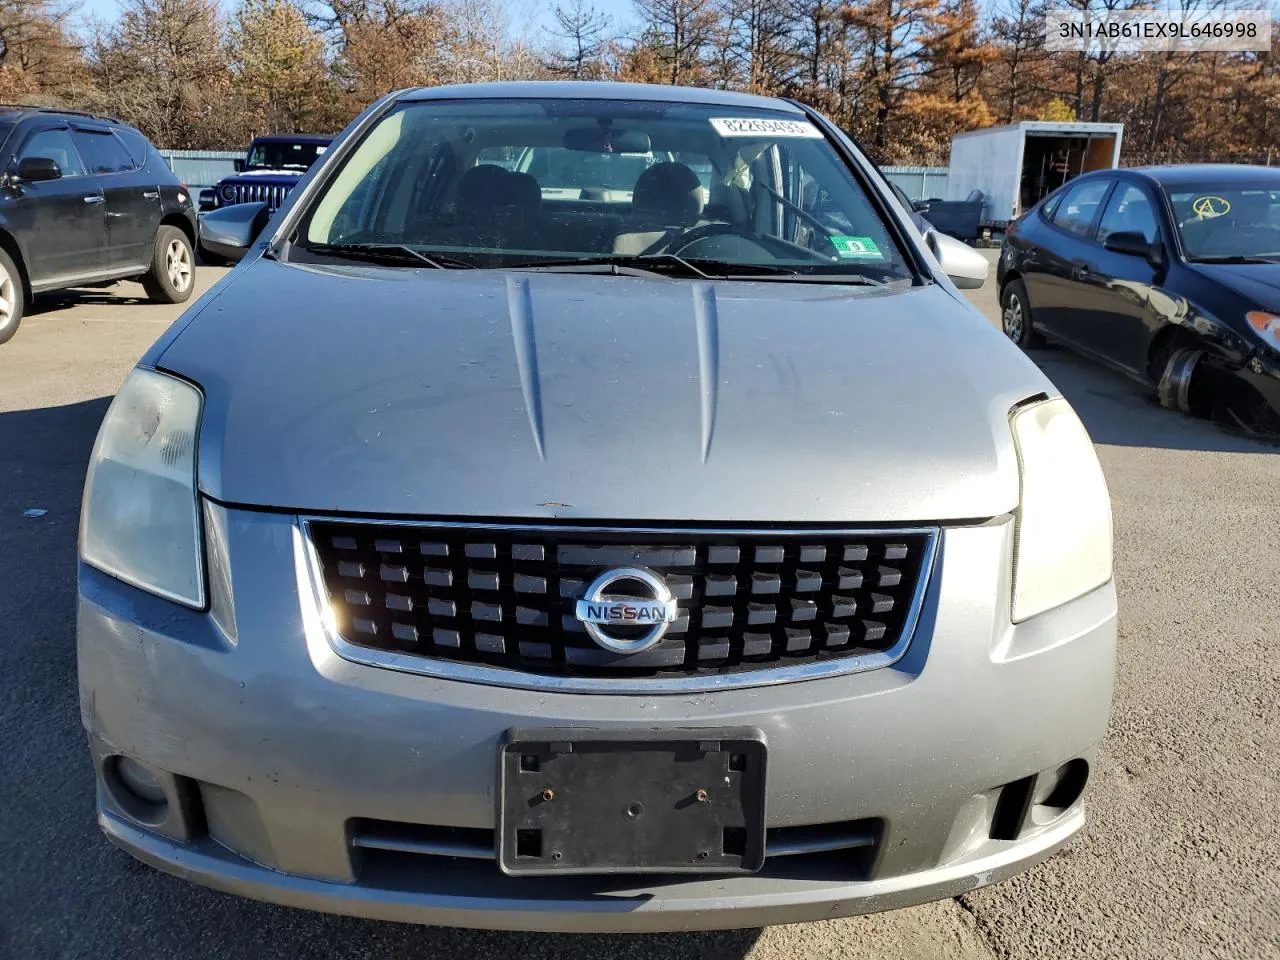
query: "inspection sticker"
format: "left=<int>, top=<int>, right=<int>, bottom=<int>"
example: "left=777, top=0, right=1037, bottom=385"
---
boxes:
left=831, top=235, right=884, bottom=260
left=711, top=117, right=824, bottom=139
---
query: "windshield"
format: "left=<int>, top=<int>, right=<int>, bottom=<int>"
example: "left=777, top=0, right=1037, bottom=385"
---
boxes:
left=247, top=140, right=327, bottom=172
left=1170, top=182, right=1280, bottom=260
left=298, top=98, right=911, bottom=281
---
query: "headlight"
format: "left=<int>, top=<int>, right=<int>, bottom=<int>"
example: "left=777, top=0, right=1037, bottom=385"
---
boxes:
left=80, top=368, right=205, bottom=608
left=1246, top=311, right=1280, bottom=350
left=1010, top=397, right=1112, bottom=622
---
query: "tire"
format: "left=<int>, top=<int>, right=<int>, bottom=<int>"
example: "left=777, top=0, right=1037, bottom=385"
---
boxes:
left=0, top=247, right=25, bottom=346
left=142, top=225, right=196, bottom=304
left=1157, top=346, right=1205, bottom=414
left=1000, top=278, right=1041, bottom=348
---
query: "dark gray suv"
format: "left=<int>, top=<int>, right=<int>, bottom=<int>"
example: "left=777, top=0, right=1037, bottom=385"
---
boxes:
left=79, top=82, right=1115, bottom=932
left=0, top=106, right=197, bottom=344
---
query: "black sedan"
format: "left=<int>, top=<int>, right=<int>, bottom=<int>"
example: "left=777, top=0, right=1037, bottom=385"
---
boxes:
left=997, top=164, right=1280, bottom=434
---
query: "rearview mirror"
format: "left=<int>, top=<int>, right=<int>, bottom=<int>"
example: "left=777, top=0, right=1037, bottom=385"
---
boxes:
left=17, top=156, right=61, bottom=182
left=233, top=158, right=245, bottom=172
left=927, top=230, right=988, bottom=290
left=1104, top=230, right=1163, bottom=265
left=563, top=127, right=652, bottom=154
left=198, top=201, right=268, bottom=263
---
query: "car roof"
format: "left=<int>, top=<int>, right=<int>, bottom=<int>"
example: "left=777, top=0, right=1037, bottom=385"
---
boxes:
left=0, top=104, right=126, bottom=126
left=398, top=80, right=805, bottom=113
left=1126, top=164, right=1280, bottom=187
left=251, top=133, right=333, bottom=144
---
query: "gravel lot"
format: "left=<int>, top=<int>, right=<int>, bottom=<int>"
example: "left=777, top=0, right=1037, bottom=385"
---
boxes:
left=1, top=257, right=1276, bottom=959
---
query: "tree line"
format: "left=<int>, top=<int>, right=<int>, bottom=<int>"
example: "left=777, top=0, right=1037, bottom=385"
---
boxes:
left=0, top=0, right=1275, bottom=166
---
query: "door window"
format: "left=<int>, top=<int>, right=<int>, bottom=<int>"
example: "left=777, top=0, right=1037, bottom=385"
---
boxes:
left=1050, top=179, right=1112, bottom=239
left=71, top=130, right=135, bottom=175
left=1096, top=184, right=1159, bottom=245
left=17, top=128, right=86, bottom=178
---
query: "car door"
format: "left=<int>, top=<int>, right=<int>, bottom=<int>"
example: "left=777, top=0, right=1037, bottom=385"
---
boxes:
left=2, top=123, right=107, bottom=287
left=72, top=125, right=161, bottom=271
left=1024, top=177, right=1115, bottom=343
left=1078, top=180, right=1167, bottom=373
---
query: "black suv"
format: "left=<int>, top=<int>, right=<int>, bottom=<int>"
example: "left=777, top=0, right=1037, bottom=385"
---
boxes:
left=0, top=106, right=197, bottom=345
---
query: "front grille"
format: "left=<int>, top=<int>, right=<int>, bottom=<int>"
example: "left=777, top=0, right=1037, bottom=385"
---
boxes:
left=220, top=182, right=289, bottom=209
left=307, top=521, right=936, bottom=681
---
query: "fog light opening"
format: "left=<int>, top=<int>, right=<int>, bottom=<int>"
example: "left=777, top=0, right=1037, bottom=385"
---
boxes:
left=105, top=755, right=170, bottom=824
left=1031, top=758, right=1089, bottom=825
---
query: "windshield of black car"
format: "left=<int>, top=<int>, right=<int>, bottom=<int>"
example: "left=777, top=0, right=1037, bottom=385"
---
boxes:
left=295, top=98, right=910, bottom=281
left=1169, top=183, right=1280, bottom=259
left=247, top=141, right=326, bottom=171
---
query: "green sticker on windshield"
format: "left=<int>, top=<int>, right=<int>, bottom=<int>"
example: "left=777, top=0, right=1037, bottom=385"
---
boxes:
left=831, top=235, right=883, bottom=260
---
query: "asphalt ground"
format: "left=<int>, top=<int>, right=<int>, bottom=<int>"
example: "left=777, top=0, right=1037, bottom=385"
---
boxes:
left=1, top=257, right=1276, bottom=959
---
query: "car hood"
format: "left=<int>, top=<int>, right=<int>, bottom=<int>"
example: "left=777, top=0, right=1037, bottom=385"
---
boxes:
left=1195, top=262, right=1280, bottom=311
left=159, top=259, right=1052, bottom=523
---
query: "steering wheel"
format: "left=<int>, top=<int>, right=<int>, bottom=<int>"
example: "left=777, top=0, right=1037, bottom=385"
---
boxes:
left=647, top=222, right=773, bottom=256
left=1227, top=223, right=1280, bottom=248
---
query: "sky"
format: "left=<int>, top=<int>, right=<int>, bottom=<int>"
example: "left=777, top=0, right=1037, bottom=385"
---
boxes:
left=73, top=0, right=642, bottom=42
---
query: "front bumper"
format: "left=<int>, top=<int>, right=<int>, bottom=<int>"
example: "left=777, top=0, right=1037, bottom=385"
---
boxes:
left=78, top=508, right=1116, bottom=932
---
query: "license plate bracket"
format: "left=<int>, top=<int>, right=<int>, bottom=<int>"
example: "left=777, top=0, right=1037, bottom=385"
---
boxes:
left=497, top=728, right=767, bottom=876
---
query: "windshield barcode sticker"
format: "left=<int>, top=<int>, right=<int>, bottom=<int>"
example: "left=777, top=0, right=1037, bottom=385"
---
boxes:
left=711, top=118, right=825, bottom=139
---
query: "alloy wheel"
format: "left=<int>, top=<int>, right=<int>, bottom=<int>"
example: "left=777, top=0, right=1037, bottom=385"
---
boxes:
left=0, top=262, right=15, bottom=333
left=166, top=239, right=192, bottom=294
left=1002, top=294, right=1024, bottom=342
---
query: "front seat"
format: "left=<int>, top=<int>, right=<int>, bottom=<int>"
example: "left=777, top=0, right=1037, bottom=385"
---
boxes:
left=453, top=164, right=541, bottom=249
left=613, top=162, right=706, bottom=255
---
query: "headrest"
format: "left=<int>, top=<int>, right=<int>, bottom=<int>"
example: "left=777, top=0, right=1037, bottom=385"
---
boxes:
left=632, top=162, right=705, bottom=224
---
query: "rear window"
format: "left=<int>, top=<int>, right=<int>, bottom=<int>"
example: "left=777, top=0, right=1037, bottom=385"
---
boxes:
left=1051, top=179, right=1112, bottom=238
left=72, top=129, right=136, bottom=174
left=115, top=129, right=153, bottom=169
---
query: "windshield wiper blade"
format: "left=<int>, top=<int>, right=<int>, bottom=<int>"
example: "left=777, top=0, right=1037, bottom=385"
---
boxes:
left=304, top=243, right=475, bottom=269
left=509, top=253, right=881, bottom=284
left=509, top=254, right=708, bottom=278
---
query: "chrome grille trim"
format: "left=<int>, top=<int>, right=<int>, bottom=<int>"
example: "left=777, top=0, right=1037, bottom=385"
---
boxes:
left=298, top=517, right=941, bottom=694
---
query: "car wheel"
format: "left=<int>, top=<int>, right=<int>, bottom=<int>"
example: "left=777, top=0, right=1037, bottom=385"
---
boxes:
left=1000, top=279, right=1040, bottom=348
left=1157, top=346, right=1205, bottom=414
left=142, top=226, right=196, bottom=304
left=0, top=248, right=25, bottom=346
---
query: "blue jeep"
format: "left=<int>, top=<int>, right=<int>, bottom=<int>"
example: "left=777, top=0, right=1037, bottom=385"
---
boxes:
left=198, top=134, right=332, bottom=213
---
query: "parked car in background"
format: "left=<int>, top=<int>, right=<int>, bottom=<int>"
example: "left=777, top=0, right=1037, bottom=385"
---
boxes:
left=82, top=81, right=1114, bottom=932
left=197, top=134, right=331, bottom=213
left=0, top=106, right=197, bottom=345
left=998, top=164, right=1280, bottom=435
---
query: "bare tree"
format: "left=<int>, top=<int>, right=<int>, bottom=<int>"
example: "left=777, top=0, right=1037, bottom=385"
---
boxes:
left=86, top=0, right=238, bottom=148
left=546, top=0, right=610, bottom=78
left=631, top=0, right=718, bottom=85
left=988, top=0, right=1045, bottom=122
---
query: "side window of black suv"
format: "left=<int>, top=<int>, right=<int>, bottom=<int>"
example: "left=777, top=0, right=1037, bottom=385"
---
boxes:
left=17, top=128, right=86, bottom=178
left=71, top=129, right=136, bottom=175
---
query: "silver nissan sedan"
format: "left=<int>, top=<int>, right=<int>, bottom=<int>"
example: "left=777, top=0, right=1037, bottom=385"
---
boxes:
left=77, top=82, right=1116, bottom=932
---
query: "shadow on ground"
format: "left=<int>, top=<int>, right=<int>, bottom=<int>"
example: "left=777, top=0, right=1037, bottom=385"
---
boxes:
left=1026, top=347, right=1276, bottom=454
left=0, top=396, right=765, bottom=959
left=29, top=284, right=151, bottom=315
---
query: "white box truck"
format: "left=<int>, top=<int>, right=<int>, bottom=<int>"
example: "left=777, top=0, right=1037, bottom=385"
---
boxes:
left=946, top=121, right=1124, bottom=230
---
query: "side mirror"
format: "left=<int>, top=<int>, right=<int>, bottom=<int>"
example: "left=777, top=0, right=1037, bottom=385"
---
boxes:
left=17, top=156, right=61, bottom=182
left=912, top=199, right=929, bottom=212
left=198, top=201, right=268, bottom=263
left=927, top=230, right=989, bottom=290
left=1104, top=230, right=1163, bottom=265
left=233, top=158, right=245, bottom=172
